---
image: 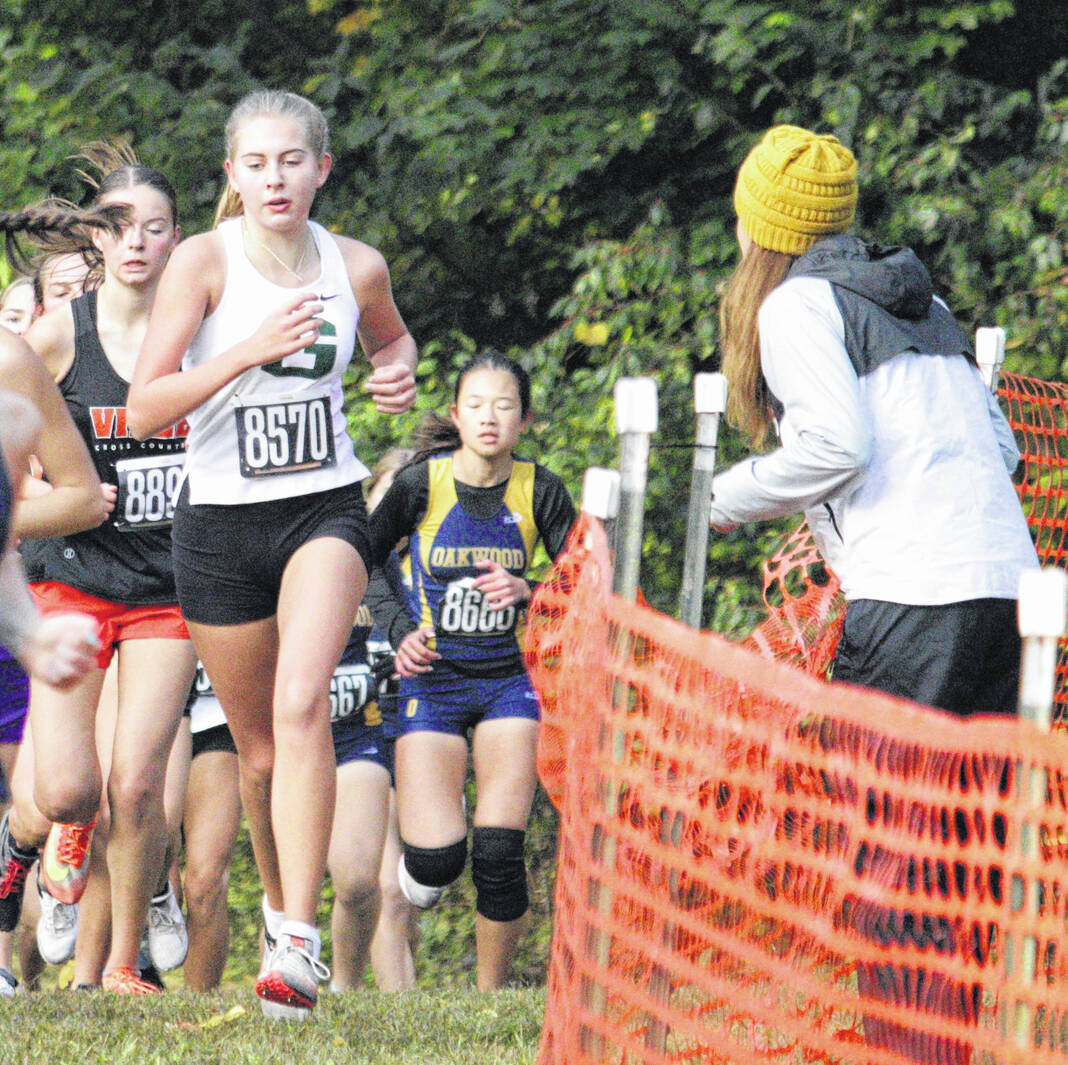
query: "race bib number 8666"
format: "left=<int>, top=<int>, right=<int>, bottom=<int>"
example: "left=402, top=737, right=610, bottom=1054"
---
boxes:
left=438, top=577, right=516, bottom=635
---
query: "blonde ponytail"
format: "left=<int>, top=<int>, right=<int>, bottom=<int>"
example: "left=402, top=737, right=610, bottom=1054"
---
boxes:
left=212, top=185, right=244, bottom=229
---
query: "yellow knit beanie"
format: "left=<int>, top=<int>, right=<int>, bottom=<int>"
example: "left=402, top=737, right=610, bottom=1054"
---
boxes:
left=733, top=125, right=857, bottom=256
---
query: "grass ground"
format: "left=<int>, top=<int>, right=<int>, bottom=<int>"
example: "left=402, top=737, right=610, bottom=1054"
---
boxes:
left=0, top=986, right=546, bottom=1064
left=0, top=780, right=558, bottom=1062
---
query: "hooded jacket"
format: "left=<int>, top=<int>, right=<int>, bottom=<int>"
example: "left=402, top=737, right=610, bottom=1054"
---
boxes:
left=789, top=235, right=970, bottom=375
left=708, top=236, right=1038, bottom=605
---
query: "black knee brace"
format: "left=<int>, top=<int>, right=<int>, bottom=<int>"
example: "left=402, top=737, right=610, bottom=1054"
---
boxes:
left=471, top=826, right=528, bottom=922
left=402, top=837, right=467, bottom=889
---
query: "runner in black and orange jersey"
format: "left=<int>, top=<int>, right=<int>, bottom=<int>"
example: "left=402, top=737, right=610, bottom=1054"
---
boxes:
left=5, top=145, right=195, bottom=995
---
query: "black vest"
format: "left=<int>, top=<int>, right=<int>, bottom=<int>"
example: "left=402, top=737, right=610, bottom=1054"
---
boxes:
left=786, top=235, right=972, bottom=379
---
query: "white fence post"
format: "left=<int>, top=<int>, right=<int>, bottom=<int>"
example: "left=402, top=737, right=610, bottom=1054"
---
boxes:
left=678, top=372, right=728, bottom=628
left=611, top=377, right=657, bottom=602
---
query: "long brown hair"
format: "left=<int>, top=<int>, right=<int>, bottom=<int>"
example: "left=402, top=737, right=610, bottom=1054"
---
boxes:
left=719, top=245, right=795, bottom=450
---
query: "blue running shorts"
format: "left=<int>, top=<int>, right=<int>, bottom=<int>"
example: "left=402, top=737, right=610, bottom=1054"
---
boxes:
left=397, top=667, right=540, bottom=737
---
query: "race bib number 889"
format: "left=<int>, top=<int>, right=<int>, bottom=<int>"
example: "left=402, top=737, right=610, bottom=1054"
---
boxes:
left=114, top=453, right=185, bottom=531
left=235, top=394, right=336, bottom=478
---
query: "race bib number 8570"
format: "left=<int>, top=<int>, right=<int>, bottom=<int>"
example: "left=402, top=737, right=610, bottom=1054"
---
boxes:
left=235, top=394, right=336, bottom=478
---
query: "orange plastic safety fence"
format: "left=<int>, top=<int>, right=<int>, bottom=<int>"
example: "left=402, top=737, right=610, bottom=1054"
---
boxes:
left=528, top=512, right=1068, bottom=1065
left=743, top=518, right=844, bottom=680
left=1000, top=371, right=1068, bottom=721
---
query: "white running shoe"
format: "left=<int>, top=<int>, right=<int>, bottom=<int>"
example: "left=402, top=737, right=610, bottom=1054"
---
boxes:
left=0, top=967, right=17, bottom=997
left=255, top=934, right=330, bottom=1021
left=36, top=874, right=78, bottom=965
left=259, top=923, right=278, bottom=978
left=259, top=894, right=282, bottom=976
left=147, top=883, right=188, bottom=972
left=397, top=854, right=445, bottom=909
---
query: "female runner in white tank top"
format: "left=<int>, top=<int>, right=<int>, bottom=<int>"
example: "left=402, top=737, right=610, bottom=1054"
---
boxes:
left=127, top=90, right=416, bottom=1019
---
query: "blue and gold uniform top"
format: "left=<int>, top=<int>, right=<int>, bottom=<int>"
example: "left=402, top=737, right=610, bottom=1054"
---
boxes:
left=412, top=456, right=538, bottom=670
left=369, top=453, right=576, bottom=679
left=331, top=604, right=385, bottom=731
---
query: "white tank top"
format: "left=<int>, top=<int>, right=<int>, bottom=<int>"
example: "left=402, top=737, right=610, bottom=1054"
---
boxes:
left=181, top=218, right=370, bottom=504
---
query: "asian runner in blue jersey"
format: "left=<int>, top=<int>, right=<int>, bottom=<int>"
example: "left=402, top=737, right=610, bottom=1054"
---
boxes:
left=368, top=352, right=574, bottom=990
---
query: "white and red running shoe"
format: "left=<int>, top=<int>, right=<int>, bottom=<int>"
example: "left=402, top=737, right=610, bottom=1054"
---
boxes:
left=255, top=933, right=330, bottom=1021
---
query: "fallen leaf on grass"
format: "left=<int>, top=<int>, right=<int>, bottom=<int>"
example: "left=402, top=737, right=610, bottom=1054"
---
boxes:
left=176, top=1005, right=247, bottom=1030
left=56, top=961, right=76, bottom=989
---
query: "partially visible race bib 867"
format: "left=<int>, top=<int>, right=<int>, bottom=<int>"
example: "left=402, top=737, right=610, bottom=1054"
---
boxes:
left=330, top=663, right=376, bottom=724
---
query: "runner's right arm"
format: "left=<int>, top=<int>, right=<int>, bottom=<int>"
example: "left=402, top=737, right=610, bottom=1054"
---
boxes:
left=126, top=234, right=326, bottom=439
left=0, top=330, right=107, bottom=538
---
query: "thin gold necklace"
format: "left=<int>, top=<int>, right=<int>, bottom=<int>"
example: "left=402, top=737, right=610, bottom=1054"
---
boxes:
left=242, top=219, right=315, bottom=284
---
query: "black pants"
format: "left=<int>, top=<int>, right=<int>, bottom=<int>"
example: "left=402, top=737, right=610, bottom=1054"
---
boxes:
left=831, top=597, right=1020, bottom=716
left=834, top=597, right=1019, bottom=1063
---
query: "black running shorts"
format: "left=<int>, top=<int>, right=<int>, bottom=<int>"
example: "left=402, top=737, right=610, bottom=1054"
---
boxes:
left=191, top=721, right=238, bottom=760
left=172, top=479, right=371, bottom=626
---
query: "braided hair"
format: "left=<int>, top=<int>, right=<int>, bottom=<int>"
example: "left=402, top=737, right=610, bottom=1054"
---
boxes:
left=0, top=200, right=128, bottom=276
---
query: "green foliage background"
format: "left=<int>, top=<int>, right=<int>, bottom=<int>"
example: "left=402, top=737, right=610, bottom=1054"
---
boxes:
left=2, top=0, right=1066, bottom=987
left=2, top=0, right=1065, bottom=616
left=2, top=0, right=1063, bottom=618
